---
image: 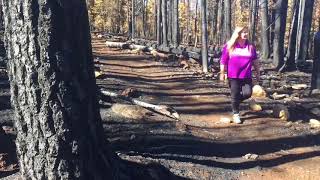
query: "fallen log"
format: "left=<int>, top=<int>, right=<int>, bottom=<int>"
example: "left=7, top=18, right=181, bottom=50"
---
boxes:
left=105, top=41, right=172, bottom=60
left=100, top=89, right=180, bottom=120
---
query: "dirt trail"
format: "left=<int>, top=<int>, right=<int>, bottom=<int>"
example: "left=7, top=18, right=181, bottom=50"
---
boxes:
left=0, top=38, right=319, bottom=179
left=93, top=38, right=320, bottom=180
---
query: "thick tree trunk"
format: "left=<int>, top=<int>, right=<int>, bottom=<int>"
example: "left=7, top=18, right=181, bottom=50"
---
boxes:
left=311, top=32, right=320, bottom=89
left=223, top=0, right=231, bottom=42
left=295, top=0, right=315, bottom=69
left=201, top=0, right=208, bottom=73
left=2, top=1, right=119, bottom=179
left=273, top=0, right=288, bottom=70
left=260, top=0, right=269, bottom=60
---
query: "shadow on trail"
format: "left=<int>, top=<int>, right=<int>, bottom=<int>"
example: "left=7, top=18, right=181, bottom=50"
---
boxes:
left=109, top=129, right=320, bottom=170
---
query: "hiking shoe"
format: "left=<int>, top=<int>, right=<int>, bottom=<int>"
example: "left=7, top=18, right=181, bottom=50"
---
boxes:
left=232, top=113, right=242, bottom=124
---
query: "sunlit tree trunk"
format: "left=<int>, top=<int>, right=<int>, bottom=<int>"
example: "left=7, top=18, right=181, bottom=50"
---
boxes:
left=260, top=0, right=269, bottom=60
left=201, top=0, right=208, bottom=73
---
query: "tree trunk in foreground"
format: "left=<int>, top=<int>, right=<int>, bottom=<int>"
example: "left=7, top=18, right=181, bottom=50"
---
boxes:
left=2, top=1, right=119, bottom=179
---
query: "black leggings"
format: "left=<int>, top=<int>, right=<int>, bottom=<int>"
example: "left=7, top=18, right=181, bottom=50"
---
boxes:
left=229, top=78, right=253, bottom=114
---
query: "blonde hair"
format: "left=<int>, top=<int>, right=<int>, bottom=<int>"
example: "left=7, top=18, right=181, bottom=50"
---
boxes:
left=226, top=26, right=247, bottom=53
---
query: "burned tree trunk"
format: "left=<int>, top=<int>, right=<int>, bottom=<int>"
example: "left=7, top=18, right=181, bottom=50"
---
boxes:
left=2, top=0, right=119, bottom=179
left=295, top=0, right=315, bottom=69
left=281, top=0, right=299, bottom=71
left=249, top=0, right=258, bottom=42
left=311, top=32, right=320, bottom=89
left=273, top=0, right=288, bottom=70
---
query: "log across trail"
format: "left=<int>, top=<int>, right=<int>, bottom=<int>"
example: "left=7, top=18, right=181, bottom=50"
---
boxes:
left=93, top=37, right=320, bottom=180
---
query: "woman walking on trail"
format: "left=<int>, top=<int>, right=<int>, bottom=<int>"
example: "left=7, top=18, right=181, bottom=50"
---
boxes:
left=219, top=26, right=260, bottom=124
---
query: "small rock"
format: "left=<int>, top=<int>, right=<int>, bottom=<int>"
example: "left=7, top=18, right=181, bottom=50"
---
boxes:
left=311, top=89, right=320, bottom=97
left=310, top=108, right=320, bottom=117
left=220, top=117, right=232, bottom=123
left=272, top=92, right=288, bottom=100
left=130, top=134, right=136, bottom=140
left=243, top=153, right=259, bottom=160
left=291, top=84, right=307, bottom=90
left=252, top=85, right=267, bottom=98
left=309, top=119, right=320, bottom=128
left=285, top=122, right=293, bottom=127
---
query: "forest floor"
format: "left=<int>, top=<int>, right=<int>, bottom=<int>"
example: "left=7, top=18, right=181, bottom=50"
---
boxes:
left=1, top=37, right=320, bottom=179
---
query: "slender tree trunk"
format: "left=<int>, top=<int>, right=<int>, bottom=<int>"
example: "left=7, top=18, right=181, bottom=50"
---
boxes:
left=211, top=3, right=218, bottom=45
left=172, top=0, right=179, bottom=47
left=157, top=0, right=162, bottom=44
left=260, top=0, right=269, bottom=60
left=194, top=0, right=198, bottom=47
left=273, top=0, right=288, bottom=70
left=224, top=0, right=231, bottom=42
left=249, top=0, right=258, bottom=42
left=161, top=0, right=168, bottom=46
left=142, top=0, right=146, bottom=37
left=132, top=0, right=136, bottom=39
left=117, top=0, right=121, bottom=33
left=145, top=0, right=149, bottom=37
left=154, top=0, right=157, bottom=40
left=311, top=32, right=320, bottom=89
left=295, top=0, right=315, bottom=69
left=269, top=5, right=275, bottom=50
left=216, top=0, right=224, bottom=45
left=186, top=0, right=191, bottom=44
left=2, top=0, right=120, bottom=179
left=168, top=0, right=172, bottom=44
left=201, top=0, right=208, bottom=73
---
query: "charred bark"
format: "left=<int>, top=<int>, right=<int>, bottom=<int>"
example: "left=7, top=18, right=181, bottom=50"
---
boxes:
left=295, top=0, right=315, bottom=69
left=311, top=32, right=320, bottom=89
left=2, top=1, right=120, bottom=179
left=281, top=0, right=299, bottom=71
left=272, top=0, right=288, bottom=70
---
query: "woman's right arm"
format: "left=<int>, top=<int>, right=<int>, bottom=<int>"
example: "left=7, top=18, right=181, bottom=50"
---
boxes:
left=220, top=45, right=229, bottom=81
